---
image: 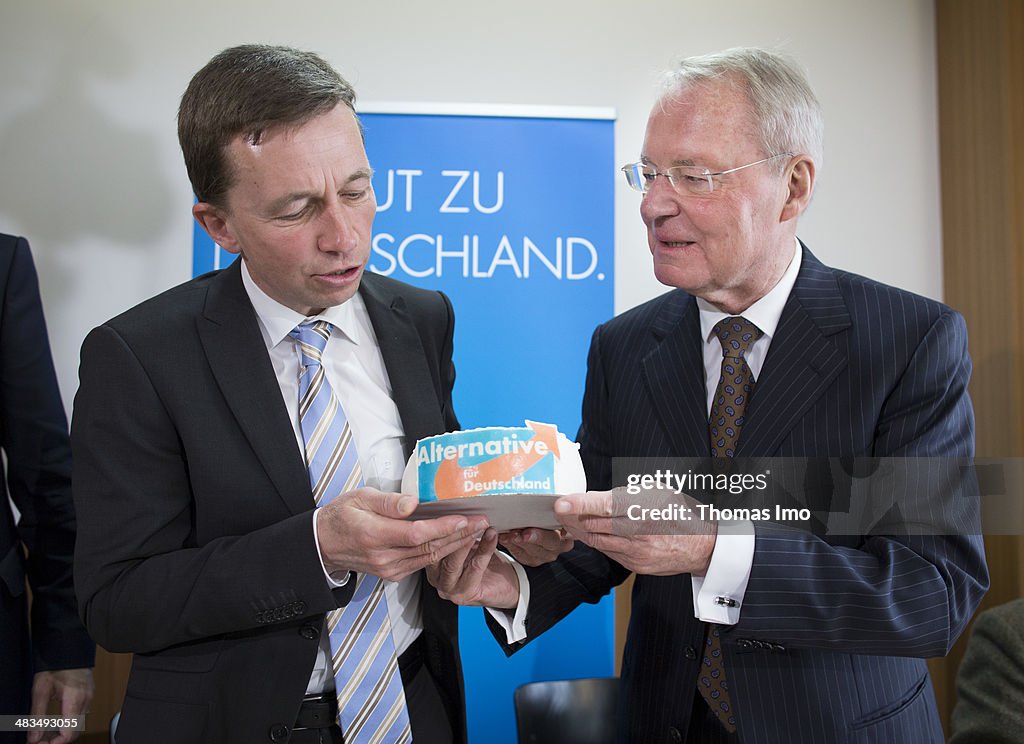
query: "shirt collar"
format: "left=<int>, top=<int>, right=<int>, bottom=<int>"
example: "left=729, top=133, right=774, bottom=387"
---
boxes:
left=240, top=259, right=363, bottom=348
left=697, top=237, right=802, bottom=343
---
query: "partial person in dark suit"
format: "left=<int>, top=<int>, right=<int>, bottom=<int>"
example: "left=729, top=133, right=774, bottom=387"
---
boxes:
left=950, top=598, right=1024, bottom=743
left=72, top=45, right=492, bottom=744
left=0, top=233, right=94, bottom=744
left=429, top=48, right=988, bottom=743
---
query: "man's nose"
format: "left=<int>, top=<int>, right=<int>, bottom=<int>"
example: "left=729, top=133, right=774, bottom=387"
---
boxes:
left=318, top=201, right=358, bottom=252
left=639, top=175, right=681, bottom=223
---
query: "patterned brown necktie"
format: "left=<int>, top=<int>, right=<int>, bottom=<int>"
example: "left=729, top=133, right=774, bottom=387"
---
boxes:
left=699, top=316, right=763, bottom=733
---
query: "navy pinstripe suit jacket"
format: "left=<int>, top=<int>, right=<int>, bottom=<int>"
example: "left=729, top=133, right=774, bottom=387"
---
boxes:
left=506, top=246, right=988, bottom=743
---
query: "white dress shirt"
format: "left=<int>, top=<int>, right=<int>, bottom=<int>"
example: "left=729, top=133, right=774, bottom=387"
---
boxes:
left=240, top=261, right=421, bottom=694
left=691, top=238, right=802, bottom=623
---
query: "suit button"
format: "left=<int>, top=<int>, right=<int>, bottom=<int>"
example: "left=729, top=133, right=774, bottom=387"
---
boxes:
left=737, top=639, right=753, bottom=650
left=269, top=724, right=290, bottom=742
left=294, top=601, right=307, bottom=614
left=684, top=646, right=697, bottom=660
left=668, top=726, right=683, bottom=742
left=300, top=624, right=320, bottom=640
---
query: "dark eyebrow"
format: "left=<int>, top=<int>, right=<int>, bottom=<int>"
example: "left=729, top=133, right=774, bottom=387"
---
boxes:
left=266, top=169, right=374, bottom=214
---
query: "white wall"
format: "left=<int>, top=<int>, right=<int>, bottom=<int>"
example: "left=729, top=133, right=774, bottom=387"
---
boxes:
left=0, top=0, right=941, bottom=415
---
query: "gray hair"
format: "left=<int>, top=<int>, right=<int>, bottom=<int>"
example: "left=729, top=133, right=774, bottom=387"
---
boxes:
left=661, top=47, right=824, bottom=170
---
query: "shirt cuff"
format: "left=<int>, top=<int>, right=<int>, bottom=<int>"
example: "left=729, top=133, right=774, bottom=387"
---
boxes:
left=313, top=508, right=351, bottom=588
left=691, top=520, right=755, bottom=624
left=484, top=552, right=530, bottom=644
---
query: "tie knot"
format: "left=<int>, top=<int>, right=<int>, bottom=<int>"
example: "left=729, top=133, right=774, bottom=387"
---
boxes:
left=713, top=316, right=762, bottom=358
left=289, top=320, right=333, bottom=365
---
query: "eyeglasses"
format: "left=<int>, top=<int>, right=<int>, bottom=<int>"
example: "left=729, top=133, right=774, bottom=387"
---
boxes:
left=621, top=153, right=792, bottom=195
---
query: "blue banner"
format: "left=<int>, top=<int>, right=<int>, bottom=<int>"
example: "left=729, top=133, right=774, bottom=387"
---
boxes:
left=193, top=104, right=616, bottom=742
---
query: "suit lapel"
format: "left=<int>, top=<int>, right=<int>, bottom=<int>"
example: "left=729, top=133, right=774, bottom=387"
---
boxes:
left=737, top=248, right=851, bottom=456
left=359, top=275, right=446, bottom=460
left=197, top=260, right=313, bottom=515
left=641, top=292, right=711, bottom=456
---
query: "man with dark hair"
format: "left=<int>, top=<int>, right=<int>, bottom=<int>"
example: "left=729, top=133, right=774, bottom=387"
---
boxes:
left=431, top=47, right=987, bottom=743
left=0, top=233, right=94, bottom=744
left=176, top=44, right=357, bottom=208
left=73, top=45, right=492, bottom=744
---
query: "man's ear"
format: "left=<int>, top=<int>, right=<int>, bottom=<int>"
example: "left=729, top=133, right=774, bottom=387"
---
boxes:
left=779, top=156, right=815, bottom=223
left=192, top=201, right=241, bottom=255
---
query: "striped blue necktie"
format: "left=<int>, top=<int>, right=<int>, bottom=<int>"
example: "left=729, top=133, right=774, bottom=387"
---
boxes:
left=289, top=320, right=412, bottom=744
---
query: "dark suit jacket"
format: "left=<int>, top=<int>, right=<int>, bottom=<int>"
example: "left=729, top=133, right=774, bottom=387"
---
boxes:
left=0, top=234, right=94, bottom=718
left=950, top=598, right=1024, bottom=744
left=504, top=247, right=988, bottom=743
left=72, top=261, right=464, bottom=743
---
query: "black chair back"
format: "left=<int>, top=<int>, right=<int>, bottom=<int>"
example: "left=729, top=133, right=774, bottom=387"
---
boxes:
left=513, top=677, right=619, bottom=744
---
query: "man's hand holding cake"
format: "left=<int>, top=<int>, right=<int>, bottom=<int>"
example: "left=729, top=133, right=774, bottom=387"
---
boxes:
left=427, top=526, right=516, bottom=608
left=426, top=524, right=574, bottom=608
left=553, top=489, right=719, bottom=576
left=498, top=527, right=575, bottom=567
left=316, top=486, right=492, bottom=582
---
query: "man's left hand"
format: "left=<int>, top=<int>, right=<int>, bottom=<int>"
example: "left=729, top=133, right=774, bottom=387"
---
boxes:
left=554, top=489, right=718, bottom=576
left=427, top=527, right=521, bottom=608
left=29, top=668, right=94, bottom=744
left=498, top=528, right=574, bottom=566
